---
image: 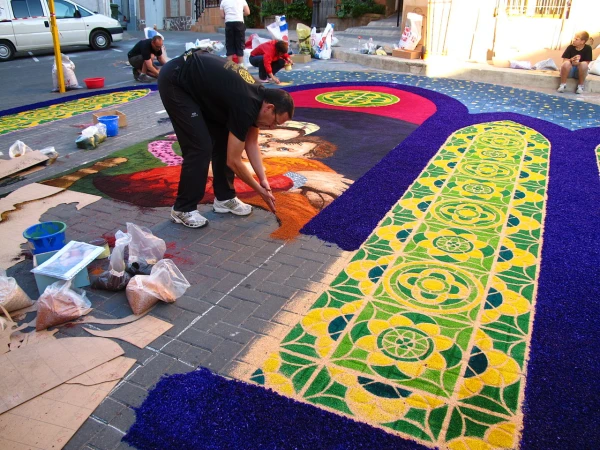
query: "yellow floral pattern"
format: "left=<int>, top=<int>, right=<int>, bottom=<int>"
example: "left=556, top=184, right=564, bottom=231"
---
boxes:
left=250, top=121, right=549, bottom=449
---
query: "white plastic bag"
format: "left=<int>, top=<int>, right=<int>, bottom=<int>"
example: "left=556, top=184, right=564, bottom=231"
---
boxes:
left=312, top=23, right=334, bottom=60
left=0, top=270, right=34, bottom=313
left=533, top=58, right=558, bottom=71
left=52, top=54, right=81, bottom=91
left=81, top=125, right=99, bottom=138
left=8, top=140, right=32, bottom=158
left=510, top=60, right=532, bottom=70
left=267, top=15, right=288, bottom=42
left=126, top=222, right=166, bottom=264
left=589, top=55, right=600, bottom=76
left=399, top=13, right=423, bottom=51
left=36, top=280, right=91, bottom=330
left=91, top=230, right=132, bottom=291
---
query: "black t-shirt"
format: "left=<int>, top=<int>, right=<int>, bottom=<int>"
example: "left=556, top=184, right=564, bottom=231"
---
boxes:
left=128, top=39, right=162, bottom=60
left=561, top=44, right=593, bottom=62
left=177, top=53, right=264, bottom=142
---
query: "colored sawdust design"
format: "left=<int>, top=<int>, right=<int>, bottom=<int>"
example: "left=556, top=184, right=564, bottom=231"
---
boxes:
left=44, top=87, right=427, bottom=240
left=0, top=90, right=150, bottom=135
left=247, top=121, right=548, bottom=449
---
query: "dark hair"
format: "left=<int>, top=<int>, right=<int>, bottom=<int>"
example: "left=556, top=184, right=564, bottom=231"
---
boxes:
left=151, top=35, right=163, bottom=43
left=263, top=89, right=295, bottom=119
left=275, top=40, right=289, bottom=54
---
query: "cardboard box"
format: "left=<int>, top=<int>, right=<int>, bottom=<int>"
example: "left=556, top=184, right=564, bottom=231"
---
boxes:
left=92, top=110, right=127, bottom=128
left=392, top=48, right=422, bottom=59
left=33, top=250, right=91, bottom=295
left=291, top=53, right=311, bottom=64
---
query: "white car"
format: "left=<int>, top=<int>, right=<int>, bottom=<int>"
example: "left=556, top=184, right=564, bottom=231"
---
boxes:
left=0, top=0, right=123, bottom=61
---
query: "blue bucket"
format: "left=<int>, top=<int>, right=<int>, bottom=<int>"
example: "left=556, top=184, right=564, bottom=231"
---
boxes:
left=98, top=115, right=119, bottom=137
left=23, top=221, right=67, bottom=255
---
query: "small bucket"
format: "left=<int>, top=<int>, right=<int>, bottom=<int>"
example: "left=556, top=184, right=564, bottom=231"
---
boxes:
left=98, top=115, right=119, bottom=137
left=23, top=221, right=67, bottom=255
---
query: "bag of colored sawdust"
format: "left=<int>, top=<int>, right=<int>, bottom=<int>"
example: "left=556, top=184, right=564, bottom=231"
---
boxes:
left=0, top=270, right=34, bottom=313
left=126, top=259, right=190, bottom=314
left=36, top=280, right=91, bottom=330
left=92, top=230, right=132, bottom=291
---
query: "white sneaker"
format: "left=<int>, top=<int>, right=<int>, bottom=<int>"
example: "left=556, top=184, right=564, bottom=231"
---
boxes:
left=576, top=85, right=584, bottom=94
left=213, top=197, right=252, bottom=216
left=170, top=208, right=208, bottom=228
left=557, top=84, right=566, bottom=93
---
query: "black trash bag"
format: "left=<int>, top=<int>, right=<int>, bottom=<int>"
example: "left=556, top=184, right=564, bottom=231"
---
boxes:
left=126, top=260, right=153, bottom=276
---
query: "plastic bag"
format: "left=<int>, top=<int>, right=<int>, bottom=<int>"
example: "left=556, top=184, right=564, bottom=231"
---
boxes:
left=36, top=280, right=91, bottom=330
left=75, top=135, right=97, bottom=150
left=0, top=270, right=34, bottom=313
left=312, top=23, right=334, bottom=60
left=39, top=146, right=59, bottom=164
left=52, top=54, right=81, bottom=92
left=126, top=222, right=166, bottom=264
left=509, top=60, right=532, bottom=70
left=8, top=140, right=32, bottom=158
left=589, top=55, right=600, bottom=75
left=532, top=58, right=558, bottom=71
left=126, top=260, right=189, bottom=314
left=95, top=122, right=107, bottom=142
left=245, top=33, right=270, bottom=50
left=267, top=15, right=288, bottom=42
left=399, top=13, right=423, bottom=51
left=126, top=275, right=159, bottom=314
left=297, top=24, right=312, bottom=55
left=91, top=230, right=132, bottom=290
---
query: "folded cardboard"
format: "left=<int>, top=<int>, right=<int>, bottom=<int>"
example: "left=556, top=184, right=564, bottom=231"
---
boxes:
left=92, top=110, right=127, bottom=127
left=291, top=53, right=311, bottom=64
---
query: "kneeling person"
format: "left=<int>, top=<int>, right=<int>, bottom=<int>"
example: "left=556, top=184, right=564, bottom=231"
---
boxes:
left=128, top=36, right=166, bottom=82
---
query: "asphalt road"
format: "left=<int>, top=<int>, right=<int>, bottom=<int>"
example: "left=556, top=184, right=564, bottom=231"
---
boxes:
left=0, top=30, right=235, bottom=111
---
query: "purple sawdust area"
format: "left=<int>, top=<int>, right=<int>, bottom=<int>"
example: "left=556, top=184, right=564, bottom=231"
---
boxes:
left=123, top=368, right=431, bottom=450
left=297, top=82, right=600, bottom=448
left=0, top=85, right=158, bottom=118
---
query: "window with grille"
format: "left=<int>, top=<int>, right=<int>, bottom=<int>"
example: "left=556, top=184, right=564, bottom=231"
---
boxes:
left=506, top=0, right=571, bottom=18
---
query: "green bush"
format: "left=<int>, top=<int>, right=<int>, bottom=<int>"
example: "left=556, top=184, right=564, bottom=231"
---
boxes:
left=260, top=0, right=286, bottom=19
left=336, top=0, right=385, bottom=19
left=286, top=0, right=311, bottom=22
left=260, top=0, right=312, bottom=22
left=245, top=1, right=261, bottom=28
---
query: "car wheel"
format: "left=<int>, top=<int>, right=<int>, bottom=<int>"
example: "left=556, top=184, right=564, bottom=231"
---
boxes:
left=90, top=30, right=111, bottom=50
left=0, top=40, right=15, bottom=62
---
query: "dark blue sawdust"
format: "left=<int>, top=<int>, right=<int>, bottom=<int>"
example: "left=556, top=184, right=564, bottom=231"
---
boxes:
left=123, top=368, right=431, bottom=450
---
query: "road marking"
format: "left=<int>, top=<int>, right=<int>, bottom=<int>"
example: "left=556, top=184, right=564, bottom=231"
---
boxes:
left=28, top=52, right=39, bottom=62
left=105, top=80, right=133, bottom=88
left=156, top=110, right=166, bottom=114
left=112, top=48, right=123, bottom=52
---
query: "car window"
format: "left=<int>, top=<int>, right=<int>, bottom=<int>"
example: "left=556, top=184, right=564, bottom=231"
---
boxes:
left=77, top=7, right=92, bottom=17
left=54, top=0, right=77, bottom=18
left=11, top=0, right=44, bottom=18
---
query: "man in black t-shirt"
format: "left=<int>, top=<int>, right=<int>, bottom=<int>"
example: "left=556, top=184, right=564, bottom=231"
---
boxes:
left=128, top=36, right=166, bottom=82
left=557, top=31, right=593, bottom=94
left=157, top=52, right=295, bottom=228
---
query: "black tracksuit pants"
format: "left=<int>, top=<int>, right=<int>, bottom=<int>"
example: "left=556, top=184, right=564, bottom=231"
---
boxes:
left=157, top=56, right=235, bottom=212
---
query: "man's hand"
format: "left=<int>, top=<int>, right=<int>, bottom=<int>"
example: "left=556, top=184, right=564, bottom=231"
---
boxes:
left=271, top=76, right=280, bottom=84
left=259, top=185, right=276, bottom=213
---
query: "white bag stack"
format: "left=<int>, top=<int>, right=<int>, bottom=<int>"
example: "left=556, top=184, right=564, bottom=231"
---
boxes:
left=52, top=54, right=81, bottom=91
left=399, top=13, right=423, bottom=51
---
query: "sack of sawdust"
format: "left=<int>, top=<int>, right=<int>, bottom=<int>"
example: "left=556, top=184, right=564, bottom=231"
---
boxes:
left=36, top=280, right=91, bottom=330
left=126, top=275, right=160, bottom=315
left=0, top=270, right=34, bottom=313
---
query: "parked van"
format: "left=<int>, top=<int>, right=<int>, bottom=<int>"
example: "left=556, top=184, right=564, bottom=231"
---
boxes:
left=0, top=0, right=122, bottom=61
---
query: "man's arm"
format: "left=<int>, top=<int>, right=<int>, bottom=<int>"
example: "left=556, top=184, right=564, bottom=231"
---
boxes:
left=220, top=7, right=225, bottom=19
left=243, top=2, right=250, bottom=15
left=226, top=131, right=276, bottom=212
left=158, top=53, right=168, bottom=65
left=143, top=58, right=160, bottom=77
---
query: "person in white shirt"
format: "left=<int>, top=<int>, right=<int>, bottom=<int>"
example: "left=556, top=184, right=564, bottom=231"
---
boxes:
left=220, top=0, right=250, bottom=62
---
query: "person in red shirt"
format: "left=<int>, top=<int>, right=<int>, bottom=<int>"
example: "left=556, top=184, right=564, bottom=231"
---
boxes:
left=250, top=40, right=293, bottom=84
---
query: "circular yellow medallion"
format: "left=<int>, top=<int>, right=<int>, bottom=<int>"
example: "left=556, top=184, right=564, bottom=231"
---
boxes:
left=239, top=68, right=256, bottom=85
left=316, top=90, right=399, bottom=107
